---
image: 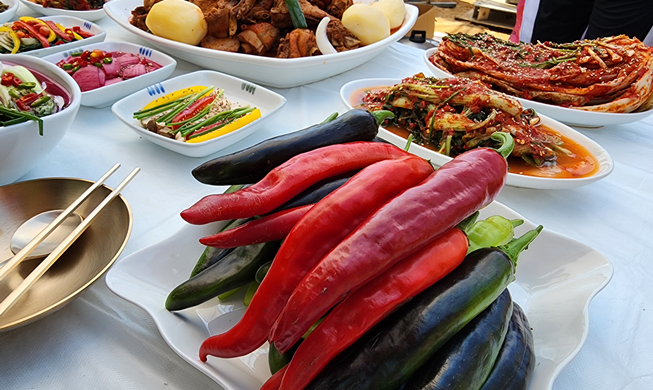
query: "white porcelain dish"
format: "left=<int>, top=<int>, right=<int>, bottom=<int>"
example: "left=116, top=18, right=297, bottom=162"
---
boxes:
left=423, top=48, right=653, bottom=128
left=104, top=0, right=419, bottom=88
left=111, top=70, right=287, bottom=157
left=105, top=201, right=613, bottom=390
left=18, top=0, right=107, bottom=21
left=340, top=77, right=614, bottom=190
left=0, top=54, right=82, bottom=186
left=0, top=0, right=18, bottom=24
left=2, top=16, right=106, bottom=58
left=42, top=41, right=176, bottom=108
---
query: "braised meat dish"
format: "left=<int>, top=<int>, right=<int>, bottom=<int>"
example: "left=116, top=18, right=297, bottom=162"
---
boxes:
left=131, top=0, right=361, bottom=58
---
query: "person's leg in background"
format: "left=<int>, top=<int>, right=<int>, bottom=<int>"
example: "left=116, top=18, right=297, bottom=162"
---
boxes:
left=586, top=0, right=653, bottom=40
left=530, top=0, right=595, bottom=43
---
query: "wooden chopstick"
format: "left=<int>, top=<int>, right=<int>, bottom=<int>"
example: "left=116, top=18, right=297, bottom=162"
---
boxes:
left=0, top=167, right=140, bottom=317
left=0, top=163, right=122, bottom=283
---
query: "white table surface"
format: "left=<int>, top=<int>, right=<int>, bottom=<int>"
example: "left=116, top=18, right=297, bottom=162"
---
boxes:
left=1, top=6, right=652, bottom=390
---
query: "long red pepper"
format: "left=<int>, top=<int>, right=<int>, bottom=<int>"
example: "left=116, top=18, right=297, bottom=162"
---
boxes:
left=269, top=143, right=510, bottom=353
left=277, top=228, right=468, bottom=390
left=44, top=21, right=73, bottom=41
left=199, top=204, right=312, bottom=248
left=15, top=21, right=50, bottom=48
left=181, top=142, right=410, bottom=225
left=171, top=95, right=215, bottom=129
left=198, top=155, right=434, bottom=360
left=260, top=365, right=287, bottom=390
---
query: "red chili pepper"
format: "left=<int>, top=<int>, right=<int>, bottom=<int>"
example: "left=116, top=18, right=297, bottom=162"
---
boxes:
left=72, top=26, right=94, bottom=38
left=171, top=95, right=215, bottom=129
left=199, top=204, right=312, bottom=248
left=276, top=228, right=469, bottom=390
left=269, top=144, right=509, bottom=353
left=198, top=155, right=434, bottom=360
left=1, top=73, right=14, bottom=86
left=44, top=21, right=74, bottom=41
left=181, top=142, right=411, bottom=225
left=260, top=365, right=287, bottom=390
left=15, top=21, right=50, bottom=48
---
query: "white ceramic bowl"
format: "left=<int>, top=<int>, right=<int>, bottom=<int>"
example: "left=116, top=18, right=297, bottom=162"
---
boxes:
left=111, top=70, right=287, bottom=157
left=42, top=41, right=177, bottom=108
left=2, top=16, right=106, bottom=58
left=423, top=48, right=653, bottom=128
left=0, top=54, right=82, bottom=186
left=0, top=0, right=19, bottom=24
left=18, top=0, right=107, bottom=21
left=104, top=0, right=419, bottom=88
left=340, top=77, right=615, bottom=190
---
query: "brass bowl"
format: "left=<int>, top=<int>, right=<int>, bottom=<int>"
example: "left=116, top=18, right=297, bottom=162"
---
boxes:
left=0, top=178, right=133, bottom=331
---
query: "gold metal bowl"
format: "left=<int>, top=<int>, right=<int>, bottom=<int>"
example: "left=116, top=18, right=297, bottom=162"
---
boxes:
left=0, top=178, right=133, bottom=331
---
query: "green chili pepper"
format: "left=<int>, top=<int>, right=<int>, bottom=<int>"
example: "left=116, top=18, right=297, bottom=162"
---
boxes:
left=30, top=95, right=51, bottom=107
left=17, top=82, right=36, bottom=89
left=102, top=57, right=113, bottom=64
left=243, top=281, right=259, bottom=306
left=71, top=51, right=83, bottom=56
left=465, top=215, right=524, bottom=254
left=62, top=63, right=73, bottom=70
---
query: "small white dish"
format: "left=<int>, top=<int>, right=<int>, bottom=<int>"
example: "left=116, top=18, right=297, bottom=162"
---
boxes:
left=105, top=201, right=613, bottom=390
left=104, top=0, right=419, bottom=88
left=18, top=0, right=107, bottom=21
left=340, top=77, right=614, bottom=190
left=111, top=70, right=287, bottom=158
left=0, top=0, right=19, bottom=24
left=42, top=41, right=176, bottom=108
left=423, top=48, right=653, bottom=128
left=4, top=16, right=106, bottom=58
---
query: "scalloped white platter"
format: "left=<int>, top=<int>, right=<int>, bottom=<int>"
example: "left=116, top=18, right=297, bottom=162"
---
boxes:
left=423, top=48, right=653, bottom=128
left=111, top=70, right=286, bottom=157
left=105, top=201, right=613, bottom=390
left=104, top=0, right=419, bottom=88
left=18, top=0, right=107, bottom=21
left=340, top=77, right=614, bottom=190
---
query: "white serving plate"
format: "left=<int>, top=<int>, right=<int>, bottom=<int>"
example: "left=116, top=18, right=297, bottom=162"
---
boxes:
left=340, top=77, right=614, bottom=190
left=18, top=0, right=107, bottom=21
left=111, top=70, right=287, bottom=157
left=42, top=41, right=176, bottom=108
left=423, top=48, right=653, bottom=128
left=104, top=0, right=419, bottom=88
left=3, top=16, right=106, bottom=58
left=0, top=0, right=19, bottom=24
left=105, top=201, right=613, bottom=390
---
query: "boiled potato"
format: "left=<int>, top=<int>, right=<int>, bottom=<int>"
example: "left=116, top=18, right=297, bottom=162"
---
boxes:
left=371, top=0, right=406, bottom=29
left=146, top=0, right=208, bottom=46
left=341, top=3, right=391, bottom=46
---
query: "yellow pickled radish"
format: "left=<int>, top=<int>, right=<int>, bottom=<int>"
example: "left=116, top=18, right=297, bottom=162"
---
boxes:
left=186, top=108, right=262, bottom=143
left=141, top=86, right=208, bottom=110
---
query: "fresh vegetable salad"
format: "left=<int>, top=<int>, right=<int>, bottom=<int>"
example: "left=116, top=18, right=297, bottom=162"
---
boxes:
left=0, top=62, right=70, bottom=134
left=0, top=17, right=94, bottom=54
left=133, top=86, right=260, bottom=143
left=56, top=49, right=162, bottom=92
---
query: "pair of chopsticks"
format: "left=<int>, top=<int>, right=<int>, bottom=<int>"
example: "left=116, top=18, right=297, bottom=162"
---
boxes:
left=0, top=164, right=140, bottom=317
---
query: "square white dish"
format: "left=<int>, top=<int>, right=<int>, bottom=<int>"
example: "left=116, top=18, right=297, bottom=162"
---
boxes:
left=105, top=201, right=613, bottom=390
left=3, top=15, right=106, bottom=58
left=18, top=0, right=107, bottom=21
left=423, top=48, right=653, bottom=128
left=111, top=70, right=287, bottom=158
left=103, top=0, right=419, bottom=88
left=340, top=77, right=615, bottom=190
left=42, top=41, right=177, bottom=108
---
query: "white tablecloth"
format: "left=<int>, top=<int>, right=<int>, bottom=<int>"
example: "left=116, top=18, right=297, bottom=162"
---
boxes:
left=1, top=7, right=652, bottom=390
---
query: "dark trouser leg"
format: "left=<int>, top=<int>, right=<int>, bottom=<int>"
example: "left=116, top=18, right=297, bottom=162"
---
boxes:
left=531, top=0, right=594, bottom=43
left=586, top=0, right=653, bottom=40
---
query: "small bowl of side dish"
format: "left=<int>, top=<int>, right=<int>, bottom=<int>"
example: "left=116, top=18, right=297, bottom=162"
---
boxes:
left=104, top=0, right=419, bottom=88
left=0, top=0, right=19, bottom=24
left=42, top=41, right=176, bottom=108
left=0, top=15, right=106, bottom=58
left=111, top=70, right=287, bottom=157
left=18, top=0, right=108, bottom=21
left=423, top=47, right=653, bottom=128
left=0, top=54, right=82, bottom=186
left=0, top=176, right=132, bottom=332
left=340, top=77, right=614, bottom=190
